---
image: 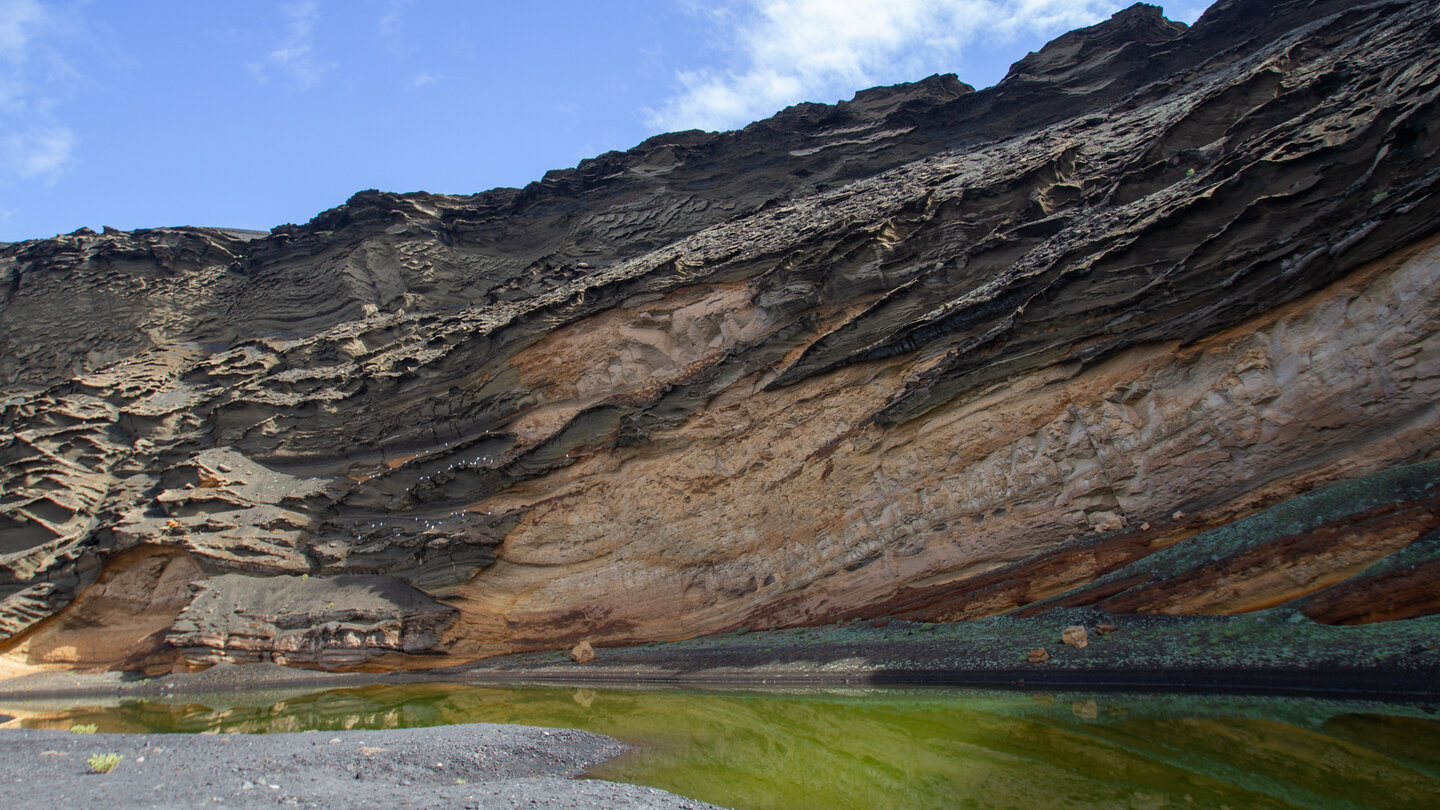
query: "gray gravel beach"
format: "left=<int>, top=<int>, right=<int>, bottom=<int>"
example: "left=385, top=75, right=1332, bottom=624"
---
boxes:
left=0, top=724, right=722, bottom=809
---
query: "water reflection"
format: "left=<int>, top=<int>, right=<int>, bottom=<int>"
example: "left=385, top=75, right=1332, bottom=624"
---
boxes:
left=8, top=685, right=1440, bottom=809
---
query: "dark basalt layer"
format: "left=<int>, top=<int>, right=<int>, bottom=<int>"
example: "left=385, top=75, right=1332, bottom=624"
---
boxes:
left=1, top=0, right=1438, bottom=671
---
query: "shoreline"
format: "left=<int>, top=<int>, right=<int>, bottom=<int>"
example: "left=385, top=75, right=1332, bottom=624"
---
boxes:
left=5, top=667, right=1438, bottom=705
left=4, top=612, right=1439, bottom=704
left=434, top=665, right=1440, bottom=700
left=5, top=617, right=1438, bottom=810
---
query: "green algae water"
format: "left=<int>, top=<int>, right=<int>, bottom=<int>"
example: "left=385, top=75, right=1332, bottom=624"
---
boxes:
left=7, top=684, right=1440, bottom=809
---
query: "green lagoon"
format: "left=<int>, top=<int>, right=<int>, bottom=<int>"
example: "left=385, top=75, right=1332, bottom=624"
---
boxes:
left=8, top=684, right=1440, bottom=809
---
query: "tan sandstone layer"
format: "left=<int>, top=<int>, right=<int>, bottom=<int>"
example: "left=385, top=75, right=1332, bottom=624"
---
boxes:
left=437, top=233, right=1440, bottom=659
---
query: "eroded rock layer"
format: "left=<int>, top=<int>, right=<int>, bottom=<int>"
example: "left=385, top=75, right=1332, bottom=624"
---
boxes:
left=2, top=0, right=1438, bottom=671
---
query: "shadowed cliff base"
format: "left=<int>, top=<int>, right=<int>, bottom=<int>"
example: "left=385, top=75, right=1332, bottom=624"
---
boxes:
left=443, top=610, right=1440, bottom=699
left=1, top=0, right=1439, bottom=684
left=2, top=607, right=1439, bottom=701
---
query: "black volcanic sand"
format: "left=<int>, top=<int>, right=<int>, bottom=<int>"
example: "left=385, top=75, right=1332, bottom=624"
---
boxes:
left=0, top=724, right=720, bottom=809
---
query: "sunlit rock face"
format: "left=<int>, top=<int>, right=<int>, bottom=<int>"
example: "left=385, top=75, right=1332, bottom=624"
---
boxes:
left=2, top=0, right=1438, bottom=671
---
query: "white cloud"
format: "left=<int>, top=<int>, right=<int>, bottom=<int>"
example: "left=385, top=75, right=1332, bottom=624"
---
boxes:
left=648, top=0, right=1131, bottom=133
left=0, top=0, right=44, bottom=61
left=4, top=126, right=74, bottom=181
left=0, top=0, right=45, bottom=110
left=248, top=1, right=335, bottom=89
left=0, top=0, right=79, bottom=185
left=378, top=0, right=414, bottom=55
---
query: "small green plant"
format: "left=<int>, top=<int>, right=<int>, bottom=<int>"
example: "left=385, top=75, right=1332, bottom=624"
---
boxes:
left=70, top=724, right=98, bottom=735
left=1185, top=167, right=1196, bottom=178
left=87, top=753, right=122, bottom=773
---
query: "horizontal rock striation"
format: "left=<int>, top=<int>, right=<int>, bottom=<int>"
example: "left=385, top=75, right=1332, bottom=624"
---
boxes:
left=166, top=573, right=458, bottom=669
left=2, top=0, right=1439, bottom=670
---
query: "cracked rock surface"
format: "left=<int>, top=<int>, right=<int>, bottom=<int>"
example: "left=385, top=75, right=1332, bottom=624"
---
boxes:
left=2, top=0, right=1439, bottom=671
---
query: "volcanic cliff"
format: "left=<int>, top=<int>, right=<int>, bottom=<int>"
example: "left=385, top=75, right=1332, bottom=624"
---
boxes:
left=2, top=0, right=1438, bottom=675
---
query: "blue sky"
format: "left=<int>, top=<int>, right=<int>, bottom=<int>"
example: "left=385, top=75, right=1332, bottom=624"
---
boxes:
left=0, top=0, right=1207, bottom=243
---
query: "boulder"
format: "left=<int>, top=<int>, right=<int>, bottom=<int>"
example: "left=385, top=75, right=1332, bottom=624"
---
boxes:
left=569, top=640, right=595, bottom=664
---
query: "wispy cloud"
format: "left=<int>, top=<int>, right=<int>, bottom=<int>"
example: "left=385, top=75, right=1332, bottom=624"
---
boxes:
left=0, top=0, right=44, bottom=62
left=0, top=0, right=78, bottom=185
left=248, top=1, right=334, bottom=89
left=377, top=0, right=414, bottom=55
left=4, top=127, right=74, bottom=180
left=408, top=71, right=443, bottom=89
left=648, top=0, right=1128, bottom=133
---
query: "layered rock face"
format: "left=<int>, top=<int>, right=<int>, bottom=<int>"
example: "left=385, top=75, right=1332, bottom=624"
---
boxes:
left=2, top=0, right=1439, bottom=671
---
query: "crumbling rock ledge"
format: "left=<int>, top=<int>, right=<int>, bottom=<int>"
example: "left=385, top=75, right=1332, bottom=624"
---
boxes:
left=2, top=0, right=1439, bottom=673
left=166, top=573, right=458, bottom=669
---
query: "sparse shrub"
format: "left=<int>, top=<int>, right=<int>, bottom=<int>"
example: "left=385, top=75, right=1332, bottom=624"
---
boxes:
left=87, top=753, right=122, bottom=773
left=70, top=724, right=98, bottom=734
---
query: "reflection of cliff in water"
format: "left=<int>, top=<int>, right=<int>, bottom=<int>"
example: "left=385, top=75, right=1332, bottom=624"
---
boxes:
left=15, top=685, right=1440, bottom=809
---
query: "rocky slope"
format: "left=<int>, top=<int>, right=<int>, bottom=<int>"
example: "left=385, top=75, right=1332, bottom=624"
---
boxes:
left=1, top=0, right=1438, bottom=674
